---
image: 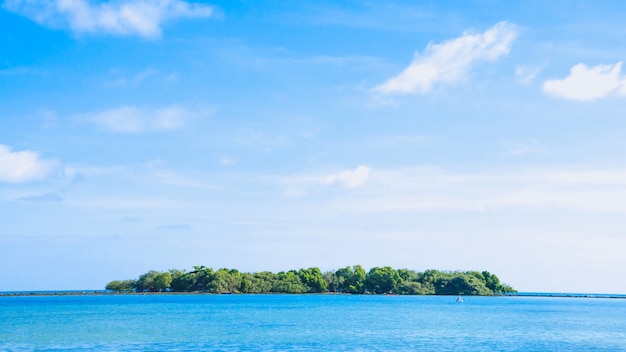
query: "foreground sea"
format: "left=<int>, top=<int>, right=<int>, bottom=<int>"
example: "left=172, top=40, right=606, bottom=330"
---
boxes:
left=2, top=293, right=626, bottom=351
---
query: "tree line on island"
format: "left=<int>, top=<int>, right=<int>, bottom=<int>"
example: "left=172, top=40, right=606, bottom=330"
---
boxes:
left=106, top=265, right=516, bottom=296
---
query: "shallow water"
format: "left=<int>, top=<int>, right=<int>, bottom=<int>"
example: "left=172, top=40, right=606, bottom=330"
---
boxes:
left=1, top=294, right=625, bottom=351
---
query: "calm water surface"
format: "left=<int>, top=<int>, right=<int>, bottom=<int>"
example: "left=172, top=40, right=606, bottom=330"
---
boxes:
left=1, top=294, right=625, bottom=351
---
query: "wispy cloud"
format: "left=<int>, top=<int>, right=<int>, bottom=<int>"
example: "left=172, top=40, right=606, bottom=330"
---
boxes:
left=15, top=193, right=63, bottom=202
left=156, top=223, right=191, bottom=231
left=333, top=166, right=626, bottom=214
left=106, top=68, right=156, bottom=87
left=219, top=156, right=237, bottom=166
left=542, top=62, right=626, bottom=101
left=499, top=138, right=542, bottom=156
left=233, top=130, right=289, bottom=153
left=3, top=0, right=214, bottom=38
left=88, top=104, right=211, bottom=133
left=0, top=66, right=43, bottom=76
left=286, top=3, right=433, bottom=32
left=515, top=63, right=547, bottom=85
left=0, top=145, right=59, bottom=183
left=103, top=67, right=179, bottom=87
left=322, top=165, right=371, bottom=188
left=369, top=134, right=429, bottom=147
left=372, top=21, right=517, bottom=96
left=66, top=196, right=175, bottom=209
left=63, top=165, right=127, bottom=180
left=283, top=165, right=371, bottom=197
left=149, top=169, right=219, bottom=190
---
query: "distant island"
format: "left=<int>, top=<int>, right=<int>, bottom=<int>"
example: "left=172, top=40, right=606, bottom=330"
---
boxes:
left=106, top=266, right=516, bottom=296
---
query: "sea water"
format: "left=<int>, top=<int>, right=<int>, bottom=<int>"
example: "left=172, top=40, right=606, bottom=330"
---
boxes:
left=1, top=294, right=626, bottom=351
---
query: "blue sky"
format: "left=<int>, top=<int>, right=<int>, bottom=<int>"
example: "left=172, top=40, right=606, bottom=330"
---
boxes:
left=2, top=0, right=626, bottom=293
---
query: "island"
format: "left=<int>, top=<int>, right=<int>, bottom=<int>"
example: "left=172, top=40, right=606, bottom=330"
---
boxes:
left=106, top=266, right=516, bottom=295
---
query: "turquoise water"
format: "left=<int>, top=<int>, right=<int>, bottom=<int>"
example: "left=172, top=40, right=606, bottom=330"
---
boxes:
left=2, top=294, right=626, bottom=351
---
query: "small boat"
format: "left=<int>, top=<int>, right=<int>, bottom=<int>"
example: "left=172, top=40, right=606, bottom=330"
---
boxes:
left=456, top=296, right=464, bottom=303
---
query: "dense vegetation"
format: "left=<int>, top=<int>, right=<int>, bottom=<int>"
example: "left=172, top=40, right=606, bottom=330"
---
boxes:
left=106, top=266, right=516, bottom=296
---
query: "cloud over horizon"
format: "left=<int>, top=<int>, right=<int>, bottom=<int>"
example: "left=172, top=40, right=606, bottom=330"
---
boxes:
left=2, top=0, right=214, bottom=38
left=542, top=62, right=626, bottom=101
left=0, top=145, right=59, bottom=183
left=337, top=166, right=626, bottom=214
left=373, top=21, right=517, bottom=96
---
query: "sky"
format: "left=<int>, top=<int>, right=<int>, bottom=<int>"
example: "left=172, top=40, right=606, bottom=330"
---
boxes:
left=2, top=0, right=626, bottom=293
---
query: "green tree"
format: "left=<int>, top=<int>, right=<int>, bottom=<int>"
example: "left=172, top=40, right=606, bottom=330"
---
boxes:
left=239, top=273, right=260, bottom=293
left=366, top=266, right=400, bottom=294
left=394, top=269, right=430, bottom=295
left=246, top=271, right=277, bottom=293
left=209, top=268, right=242, bottom=293
left=298, top=267, right=328, bottom=293
left=273, top=270, right=307, bottom=293
left=397, top=269, right=417, bottom=282
left=420, top=269, right=441, bottom=284
left=135, top=270, right=160, bottom=292
left=396, top=280, right=426, bottom=295
left=334, top=266, right=353, bottom=293
left=169, top=269, right=190, bottom=292
left=435, top=273, right=492, bottom=295
left=348, top=265, right=367, bottom=294
left=191, top=266, right=214, bottom=291
left=481, top=271, right=516, bottom=294
left=153, top=272, right=172, bottom=292
left=104, top=265, right=516, bottom=296
left=323, top=271, right=337, bottom=292
left=105, top=279, right=135, bottom=292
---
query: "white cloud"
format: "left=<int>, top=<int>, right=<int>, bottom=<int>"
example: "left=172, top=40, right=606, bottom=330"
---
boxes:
left=373, top=21, right=517, bottom=96
left=3, top=0, right=214, bottom=38
left=323, top=165, right=371, bottom=188
left=282, top=165, right=372, bottom=197
left=0, top=145, right=58, bottom=183
left=542, top=62, right=626, bottom=101
left=89, top=104, right=210, bottom=133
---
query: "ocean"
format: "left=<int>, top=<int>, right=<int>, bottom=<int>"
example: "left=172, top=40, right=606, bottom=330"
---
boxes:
left=1, top=293, right=625, bottom=351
